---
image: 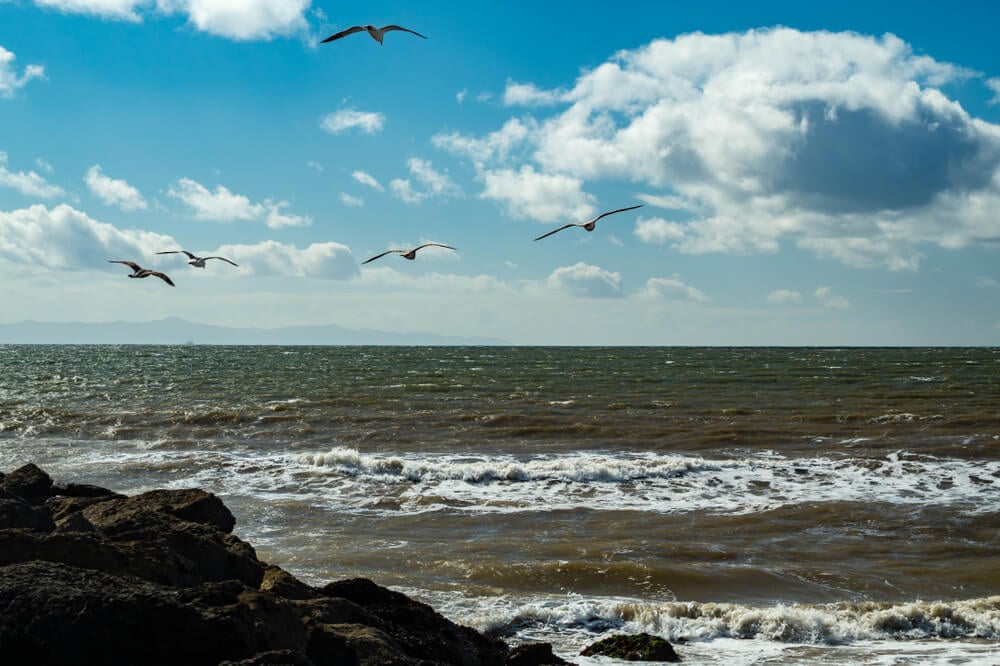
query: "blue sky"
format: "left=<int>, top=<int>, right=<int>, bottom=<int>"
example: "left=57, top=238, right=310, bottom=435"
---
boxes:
left=1, top=0, right=998, bottom=344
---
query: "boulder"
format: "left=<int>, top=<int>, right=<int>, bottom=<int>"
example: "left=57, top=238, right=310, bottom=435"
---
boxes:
left=580, top=633, right=680, bottom=662
left=2, top=463, right=53, bottom=501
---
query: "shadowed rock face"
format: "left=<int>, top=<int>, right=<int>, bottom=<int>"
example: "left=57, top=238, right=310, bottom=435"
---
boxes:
left=0, top=464, right=569, bottom=666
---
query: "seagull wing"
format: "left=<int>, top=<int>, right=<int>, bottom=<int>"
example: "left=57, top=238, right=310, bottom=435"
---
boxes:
left=362, top=250, right=401, bottom=265
left=205, top=256, right=239, bottom=267
left=109, top=260, right=142, bottom=271
left=321, top=25, right=365, bottom=43
left=590, top=204, right=644, bottom=225
left=381, top=25, right=428, bottom=39
left=413, top=243, right=456, bottom=253
left=150, top=271, right=175, bottom=286
left=533, top=224, right=577, bottom=241
left=155, top=250, right=182, bottom=255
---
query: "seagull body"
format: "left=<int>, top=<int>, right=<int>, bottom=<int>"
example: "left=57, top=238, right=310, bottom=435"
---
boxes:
left=157, top=250, right=238, bottom=269
left=363, top=243, right=455, bottom=265
left=109, top=261, right=175, bottom=286
left=322, top=24, right=427, bottom=45
left=533, top=205, right=644, bottom=241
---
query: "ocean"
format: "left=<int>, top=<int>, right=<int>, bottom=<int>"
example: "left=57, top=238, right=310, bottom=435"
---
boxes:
left=1, top=345, right=998, bottom=664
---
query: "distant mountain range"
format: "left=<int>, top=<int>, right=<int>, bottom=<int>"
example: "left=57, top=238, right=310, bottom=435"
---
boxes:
left=0, top=318, right=508, bottom=346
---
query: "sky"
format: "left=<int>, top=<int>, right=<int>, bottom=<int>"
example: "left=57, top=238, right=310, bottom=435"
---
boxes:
left=1, top=0, right=999, bottom=345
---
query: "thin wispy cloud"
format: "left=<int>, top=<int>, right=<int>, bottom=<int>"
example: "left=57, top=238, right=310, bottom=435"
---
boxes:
left=638, top=276, right=708, bottom=302
left=168, top=177, right=311, bottom=228
left=815, top=286, right=850, bottom=309
left=0, top=151, right=65, bottom=198
left=0, top=45, right=44, bottom=98
left=390, top=158, right=460, bottom=204
left=352, top=170, right=384, bottom=191
left=767, top=289, right=803, bottom=305
left=339, top=192, right=363, bottom=207
left=320, top=108, right=385, bottom=135
left=84, top=165, right=147, bottom=211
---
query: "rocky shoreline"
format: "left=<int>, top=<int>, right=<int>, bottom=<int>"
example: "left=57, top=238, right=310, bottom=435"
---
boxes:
left=0, top=463, right=585, bottom=665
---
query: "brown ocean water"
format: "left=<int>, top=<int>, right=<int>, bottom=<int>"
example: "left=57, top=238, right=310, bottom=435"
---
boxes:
left=1, top=345, right=998, bottom=664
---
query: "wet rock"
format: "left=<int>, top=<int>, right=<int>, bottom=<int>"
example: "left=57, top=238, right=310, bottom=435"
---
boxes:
left=508, top=642, right=574, bottom=665
left=580, top=633, right=680, bottom=662
left=0, top=464, right=538, bottom=666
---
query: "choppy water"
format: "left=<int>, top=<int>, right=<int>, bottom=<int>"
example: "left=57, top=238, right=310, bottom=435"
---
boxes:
left=1, top=345, right=998, bottom=664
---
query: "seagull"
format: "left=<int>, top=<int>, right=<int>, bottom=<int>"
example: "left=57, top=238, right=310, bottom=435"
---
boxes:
left=362, top=243, right=456, bottom=265
left=108, top=261, right=175, bottom=286
left=321, top=24, right=427, bottom=45
left=156, top=250, right=238, bottom=269
left=533, top=205, right=644, bottom=241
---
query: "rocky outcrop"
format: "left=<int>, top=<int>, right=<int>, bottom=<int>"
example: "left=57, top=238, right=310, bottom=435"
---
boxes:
left=0, top=464, right=567, bottom=666
left=580, top=633, right=681, bottom=662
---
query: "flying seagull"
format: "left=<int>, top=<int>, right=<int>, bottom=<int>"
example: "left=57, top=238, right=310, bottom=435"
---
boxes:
left=533, top=205, right=644, bottom=241
left=156, top=250, right=238, bottom=268
left=322, top=24, right=427, bottom=45
left=108, top=260, right=175, bottom=286
left=363, top=243, right=455, bottom=265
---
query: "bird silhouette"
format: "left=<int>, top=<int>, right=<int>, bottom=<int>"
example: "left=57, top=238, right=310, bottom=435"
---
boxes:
left=362, top=243, right=456, bottom=265
left=108, top=261, right=175, bottom=286
left=533, top=205, right=644, bottom=241
left=322, top=24, right=427, bottom=45
left=157, top=250, right=238, bottom=268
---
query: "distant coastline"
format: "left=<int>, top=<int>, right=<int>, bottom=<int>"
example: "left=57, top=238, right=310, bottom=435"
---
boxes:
left=0, top=318, right=509, bottom=346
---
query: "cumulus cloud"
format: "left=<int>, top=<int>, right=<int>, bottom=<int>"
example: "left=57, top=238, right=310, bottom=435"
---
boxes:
left=634, top=216, right=686, bottom=244
left=0, top=45, right=45, bottom=97
left=440, top=28, right=1000, bottom=270
left=815, top=286, right=850, bottom=309
left=767, top=289, right=803, bottom=304
left=320, top=109, right=385, bottom=135
left=434, top=118, right=534, bottom=168
left=638, top=276, right=708, bottom=302
left=214, top=240, right=359, bottom=280
left=547, top=262, right=622, bottom=298
left=352, top=170, right=383, bottom=191
left=480, top=165, right=594, bottom=223
left=0, top=151, right=65, bottom=198
left=988, top=78, right=1000, bottom=105
left=390, top=158, right=460, bottom=204
left=84, top=165, right=147, bottom=211
left=30, top=0, right=310, bottom=39
left=168, top=177, right=311, bottom=228
left=503, top=80, right=566, bottom=106
left=0, top=203, right=174, bottom=270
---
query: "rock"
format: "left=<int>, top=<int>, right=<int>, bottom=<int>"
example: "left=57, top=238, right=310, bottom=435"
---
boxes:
left=0, top=464, right=533, bottom=665
left=580, top=634, right=680, bottom=662
left=508, top=642, right=574, bottom=665
left=2, top=463, right=53, bottom=501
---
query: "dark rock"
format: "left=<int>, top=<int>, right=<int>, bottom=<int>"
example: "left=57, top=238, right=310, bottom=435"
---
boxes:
left=580, top=633, right=680, bottom=662
left=0, top=497, right=55, bottom=531
left=2, top=463, right=53, bottom=500
left=508, top=642, right=574, bottom=665
left=0, top=465, right=528, bottom=665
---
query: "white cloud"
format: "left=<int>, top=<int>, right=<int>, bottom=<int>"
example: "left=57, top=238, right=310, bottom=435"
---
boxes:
left=35, top=158, right=54, bottom=174
left=480, top=165, right=595, bottom=223
left=767, top=289, right=803, bottom=304
left=815, top=286, right=850, bottom=309
left=634, top=216, right=686, bottom=244
left=0, top=203, right=174, bottom=270
left=433, top=118, right=534, bottom=167
left=84, top=165, right=148, bottom=211
left=443, top=28, right=1000, bottom=270
left=503, top=80, right=566, bottom=107
left=390, top=158, right=460, bottom=204
left=339, top=192, right=363, bottom=207
left=352, top=170, right=383, bottom=191
left=987, top=78, right=1000, bottom=105
left=0, top=151, right=65, bottom=198
left=547, top=262, right=622, bottom=298
left=456, top=89, right=467, bottom=104
left=975, top=276, right=999, bottom=288
left=0, top=45, right=45, bottom=98
left=31, top=0, right=310, bottom=40
left=214, top=240, right=359, bottom=280
left=320, top=109, right=385, bottom=135
left=306, top=161, right=323, bottom=172
left=168, top=177, right=311, bottom=228
left=638, top=276, right=708, bottom=302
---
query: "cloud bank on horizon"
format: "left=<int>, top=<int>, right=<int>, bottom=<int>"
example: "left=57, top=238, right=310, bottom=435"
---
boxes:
left=0, top=4, right=998, bottom=344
